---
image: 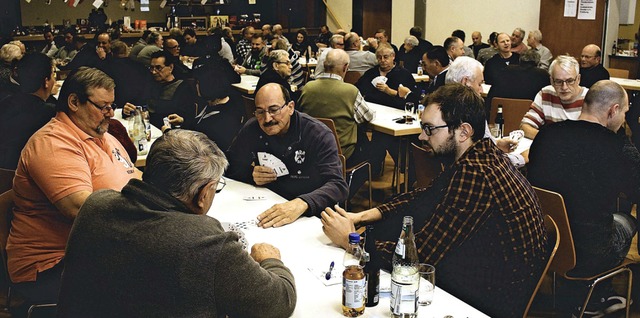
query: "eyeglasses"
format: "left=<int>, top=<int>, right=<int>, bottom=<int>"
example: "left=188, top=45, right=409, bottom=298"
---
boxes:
left=86, top=98, right=115, bottom=114
left=216, top=177, right=226, bottom=193
left=275, top=60, right=291, bottom=66
left=552, top=77, right=577, bottom=87
left=148, top=65, right=168, bottom=72
left=254, top=103, right=288, bottom=117
left=420, top=122, right=448, bottom=136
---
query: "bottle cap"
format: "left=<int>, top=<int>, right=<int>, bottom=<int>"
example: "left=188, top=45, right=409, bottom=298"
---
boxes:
left=348, top=233, right=361, bottom=244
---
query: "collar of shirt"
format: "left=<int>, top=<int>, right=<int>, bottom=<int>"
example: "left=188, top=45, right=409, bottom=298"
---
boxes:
left=316, top=73, right=343, bottom=81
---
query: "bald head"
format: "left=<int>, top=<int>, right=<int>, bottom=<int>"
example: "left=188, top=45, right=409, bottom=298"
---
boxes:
left=345, top=32, right=360, bottom=51
left=324, top=49, right=349, bottom=75
left=580, top=44, right=602, bottom=68
left=582, top=80, right=628, bottom=131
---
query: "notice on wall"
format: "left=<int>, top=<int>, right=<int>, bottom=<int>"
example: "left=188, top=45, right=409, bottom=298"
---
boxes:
left=564, top=0, right=577, bottom=17
left=578, top=0, right=597, bottom=20
left=92, top=0, right=103, bottom=8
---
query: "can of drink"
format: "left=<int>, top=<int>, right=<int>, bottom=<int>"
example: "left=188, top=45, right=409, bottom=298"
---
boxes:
left=417, top=66, right=423, bottom=76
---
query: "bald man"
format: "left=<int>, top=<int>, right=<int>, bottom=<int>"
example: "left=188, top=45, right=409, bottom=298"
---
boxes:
left=579, top=44, right=610, bottom=88
left=469, top=31, right=489, bottom=58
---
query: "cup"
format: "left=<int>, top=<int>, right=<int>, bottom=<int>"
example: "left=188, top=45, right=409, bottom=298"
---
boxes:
left=404, top=102, right=415, bottom=124
left=418, top=263, right=435, bottom=306
left=489, top=124, right=500, bottom=139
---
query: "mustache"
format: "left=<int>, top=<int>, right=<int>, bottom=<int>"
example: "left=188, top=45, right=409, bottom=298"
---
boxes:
left=263, top=120, right=278, bottom=127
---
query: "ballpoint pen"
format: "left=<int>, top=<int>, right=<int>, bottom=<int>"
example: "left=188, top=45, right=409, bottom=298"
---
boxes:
left=325, top=261, right=335, bottom=280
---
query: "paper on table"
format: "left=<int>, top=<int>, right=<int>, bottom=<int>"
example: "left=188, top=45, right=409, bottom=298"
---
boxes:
left=308, top=262, right=343, bottom=286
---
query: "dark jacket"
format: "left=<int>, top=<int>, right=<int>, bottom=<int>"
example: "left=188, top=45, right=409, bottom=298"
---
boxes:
left=356, top=65, right=419, bottom=110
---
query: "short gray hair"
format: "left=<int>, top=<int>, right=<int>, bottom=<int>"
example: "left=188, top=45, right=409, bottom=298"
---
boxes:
left=0, top=44, right=22, bottom=64
left=324, top=49, right=349, bottom=73
left=549, top=55, right=579, bottom=77
left=445, top=56, right=483, bottom=84
left=329, top=34, right=344, bottom=48
left=56, top=67, right=115, bottom=113
left=404, top=36, right=419, bottom=47
left=143, top=129, right=228, bottom=204
left=583, top=80, right=627, bottom=114
left=529, top=29, right=542, bottom=42
left=267, top=49, right=289, bottom=68
left=513, top=27, right=526, bottom=38
left=520, top=49, right=541, bottom=66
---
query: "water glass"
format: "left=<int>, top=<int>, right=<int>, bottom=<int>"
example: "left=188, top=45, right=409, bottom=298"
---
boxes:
left=418, top=263, right=435, bottom=306
left=404, top=102, right=415, bottom=124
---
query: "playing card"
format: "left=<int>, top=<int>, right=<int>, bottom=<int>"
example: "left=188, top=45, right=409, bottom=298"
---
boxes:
left=371, top=76, right=388, bottom=87
left=509, top=130, right=524, bottom=141
left=233, top=219, right=258, bottom=230
left=257, top=152, right=289, bottom=177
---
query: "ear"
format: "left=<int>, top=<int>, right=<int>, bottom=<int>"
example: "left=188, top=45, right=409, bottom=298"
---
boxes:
left=608, top=103, right=620, bottom=119
left=286, top=100, right=295, bottom=115
left=195, top=181, right=216, bottom=210
left=457, top=122, right=474, bottom=142
left=68, top=93, right=81, bottom=112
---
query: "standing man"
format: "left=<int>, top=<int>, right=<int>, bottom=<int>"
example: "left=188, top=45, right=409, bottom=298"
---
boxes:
left=521, top=55, right=588, bottom=139
left=579, top=44, right=610, bottom=88
left=315, top=25, right=333, bottom=49
left=226, top=83, right=348, bottom=228
left=235, top=34, right=268, bottom=76
left=469, top=31, right=489, bottom=58
left=235, top=26, right=255, bottom=63
left=444, top=36, right=465, bottom=61
left=526, top=30, right=553, bottom=70
left=57, top=129, right=297, bottom=317
left=7, top=67, right=140, bottom=308
left=322, top=83, right=548, bottom=318
left=527, top=80, right=637, bottom=316
left=484, top=32, right=520, bottom=84
left=510, top=28, right=528, bottom=54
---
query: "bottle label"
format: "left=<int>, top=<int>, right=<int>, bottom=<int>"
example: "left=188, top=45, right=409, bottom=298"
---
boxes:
left=390, top=278, right=418, bottom=315
left=394, top=241, right=405, bottom=258
left=343, top=278, right=366, bottom=308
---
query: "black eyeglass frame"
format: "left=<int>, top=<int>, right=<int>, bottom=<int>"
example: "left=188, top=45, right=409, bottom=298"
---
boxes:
left=420, top=122, right=449, bottom=136
left=86, top=98, right=116, bottom=114
left=253, top=102, right=288, bottom=117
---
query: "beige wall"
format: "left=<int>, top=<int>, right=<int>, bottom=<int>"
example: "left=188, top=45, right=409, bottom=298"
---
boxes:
left=21, top=0, right=169, bottom=27
left=325, top=0, right=352, bottom=32
left=425, top=0, right=541, bottom=47
left=618, top=0, right=640, bottom=41
left=391, top=0, right=415, bottom=47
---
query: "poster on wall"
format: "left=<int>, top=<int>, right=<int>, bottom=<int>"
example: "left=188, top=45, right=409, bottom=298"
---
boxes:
left=577, top=0, right=597, bottom=20
left=564, top=0, right=577, bottom=17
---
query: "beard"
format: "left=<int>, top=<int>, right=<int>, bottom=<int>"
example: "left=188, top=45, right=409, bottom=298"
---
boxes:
left=431, top=132, right=457, bottom=159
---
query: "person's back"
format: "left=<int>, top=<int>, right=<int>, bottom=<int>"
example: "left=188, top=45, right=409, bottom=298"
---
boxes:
left=485, top=63, right=549, bottom=107
left=106, top=57, right=152, bottom=107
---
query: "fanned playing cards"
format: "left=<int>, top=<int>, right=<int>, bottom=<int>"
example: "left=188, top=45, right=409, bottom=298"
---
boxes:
left=257, top=152, right=289, bottom=177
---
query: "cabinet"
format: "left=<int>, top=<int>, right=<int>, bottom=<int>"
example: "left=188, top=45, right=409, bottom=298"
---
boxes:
left=608, top=55, right=639, bottom=79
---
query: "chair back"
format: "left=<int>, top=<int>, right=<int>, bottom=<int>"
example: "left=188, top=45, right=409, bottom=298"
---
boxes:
left=411, top=143, right=443, bottom=188
left=522, top=214, right=560, bottom=317
left=344, top=71, right=362, bottom=85
left=241, top=95, right=256, bottom=122
left=606, top=67, right=630, bottom=79
left=0, top=169, right=14, bottom=194
left=490, top=97, right=533, bottom=134
left=0, top=190, right=14, bottom=296
left=533, top=186, right=576, bottom=276
left=315, top=118, right=344, bottom=156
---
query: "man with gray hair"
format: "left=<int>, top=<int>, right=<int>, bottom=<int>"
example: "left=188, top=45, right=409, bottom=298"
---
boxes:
left=344, top=32, right=378, bottom=74
left=397, top=35, right=422, bottom=73
left=521, top=55, right=588, bottom=138
left=8, top=67, right=140, bottom=308
left=314, top=34, right=345, bottom=76
left=510, top=27, right=527, bottom=54
left=57, top=129, right=297, bottom=317
left=272, top=24, right=290, bottom=46
left=528, top=80, right=638, bottom=316
left=446, top=56, right=526, bottom=167
left=526, top=29, right=552, bottom=70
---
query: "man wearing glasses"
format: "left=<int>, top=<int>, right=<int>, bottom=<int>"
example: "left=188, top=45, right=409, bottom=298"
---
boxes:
left=579, top=44, right=610, bottom=88
left=322, top=83, right=548, bottom=318
left=226, top=83, right=348, bottom=228
left=8, top=67, right=141, bottom=310
left=521, top=55, right=588, bottom=139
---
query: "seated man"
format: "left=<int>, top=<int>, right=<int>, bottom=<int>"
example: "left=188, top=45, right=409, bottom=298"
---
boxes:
left=422, top=45, right=450, bottom=95
left=444, top=36, right=465, bottom=61
left=57, top=129, right=297, bottom=317
left=7, top=67, right=140, bottom=306
left=322, top=83, right=548, bottom=318
left=579, top=44, right=610, bottom=88
left=235, top=34, right=268, bottom=76
left=123, top=50, right=196, bottom=129
left=344, top=32, right=378, bottom=74
left=526, top=30, right=552, bottom=70
left=313, top=34, right=345, bottom=77
left=255, top=49, right=293, bottom=99
left=181, top=27, right=208, bottom=58
left=521, top=55, right=588, bottom=139
left=0, top=53, right=56, bottom=169
left=61, top=32, right=111, bottom=71
left=527, top=80, right=638, bottom=315
left=226, top=83, right=348, bottom=228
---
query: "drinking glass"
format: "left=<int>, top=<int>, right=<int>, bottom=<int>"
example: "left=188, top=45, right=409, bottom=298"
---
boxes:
left=404, top=102, right=415, bottom=124
left=418, top=263, right=435, bottom=306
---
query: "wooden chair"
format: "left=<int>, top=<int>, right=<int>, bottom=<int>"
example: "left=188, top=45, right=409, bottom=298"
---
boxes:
left=532, top=187, right=636, bottom=318
left=316, top=118, right=372, bottom=209
left=410, top=143, right=443, bottom=188
left=490, top=97, right=533, bottom=135
left=523, top=214, right=560, bottom=318
left=606, top=68, right=630, bottom=79
left=0, top=168, right=14, bottom=194
left=344, top=71, right=362, bottom=85
left=241, top=95, right=256, bottom=123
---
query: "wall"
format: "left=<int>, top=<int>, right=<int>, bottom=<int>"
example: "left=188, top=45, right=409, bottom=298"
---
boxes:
left=424, top=0, right=541, bottom=47
left=325, top=0, right=352, bottom=32
left=618, top=0, right=640, bottom=40
left=391, top=0, right=415, bottom=47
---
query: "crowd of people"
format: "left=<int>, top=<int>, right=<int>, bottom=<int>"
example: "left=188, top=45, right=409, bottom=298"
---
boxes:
left=0, top=22, right=637, bottom=318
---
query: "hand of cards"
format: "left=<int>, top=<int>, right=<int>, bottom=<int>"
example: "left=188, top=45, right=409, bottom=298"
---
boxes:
left=257, top=152, right=289, bottom=177
left=509, top=129, right=524, bottom=141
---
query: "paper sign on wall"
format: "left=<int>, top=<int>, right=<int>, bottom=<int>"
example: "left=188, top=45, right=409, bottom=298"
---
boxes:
left=564, top=0, right=577, bottom=17
left=159, top=0, right=166, bottom=8
left=249, top=0, right=256, bottom=4
left=577, top=0, right=597, bottom=20
left=93, top=0, right=103, bottom=8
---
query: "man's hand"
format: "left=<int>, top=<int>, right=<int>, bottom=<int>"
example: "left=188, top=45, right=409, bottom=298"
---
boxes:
left=398, top=85, right=411, bottom=99
left=235, top=65, right=247, bottom=75
left=320, top=205, right=357, bottom=249
left=375, top=82, right=392, bottom=95
left=123, top=102, right=136, bottom=117
left=250, top=243, right=281, bottom=263
left=257, top=198, right=308, bottom=228
left=96, top=47, right=106, bottom=60
left=366, top=37, right=379, bottom=49
left=496, top=137, right=518, bottom=153
left=167, top=113, right=184, bottom=125
left=252, top=165, right=277, bottom=186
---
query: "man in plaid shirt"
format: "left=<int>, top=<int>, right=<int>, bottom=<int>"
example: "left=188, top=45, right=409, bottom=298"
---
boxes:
left=322, top=83, right=549, bottom=318
left=235, top=26, right=254, bottom=64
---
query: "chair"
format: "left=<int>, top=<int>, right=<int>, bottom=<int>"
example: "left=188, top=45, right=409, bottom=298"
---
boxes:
left=410, top=143, right=443, bottom=188
left=533, top=186, right=635, bottom=318
left=344, top=71, right=362, bottom=85
left=241, top=95, right=256, bottom=122
left=490, top=97, right=533, bottom=135
left=606, top=68, right=630, bottom=79
left=523, top=214, right=560, bottom=318
left=316, top=118, right=372, bottom=209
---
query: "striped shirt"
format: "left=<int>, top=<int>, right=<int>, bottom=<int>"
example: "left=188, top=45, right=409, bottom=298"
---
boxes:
left=521, top=85, right=587, bottom=129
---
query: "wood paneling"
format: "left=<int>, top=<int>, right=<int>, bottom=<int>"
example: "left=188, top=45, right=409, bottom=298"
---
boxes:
left=352, top=0, right=391, bottom=38
left=539, top=0, right=605, bottom=59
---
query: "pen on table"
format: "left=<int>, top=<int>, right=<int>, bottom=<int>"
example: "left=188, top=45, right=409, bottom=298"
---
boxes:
left=325, top=261, right=335, bottom=280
